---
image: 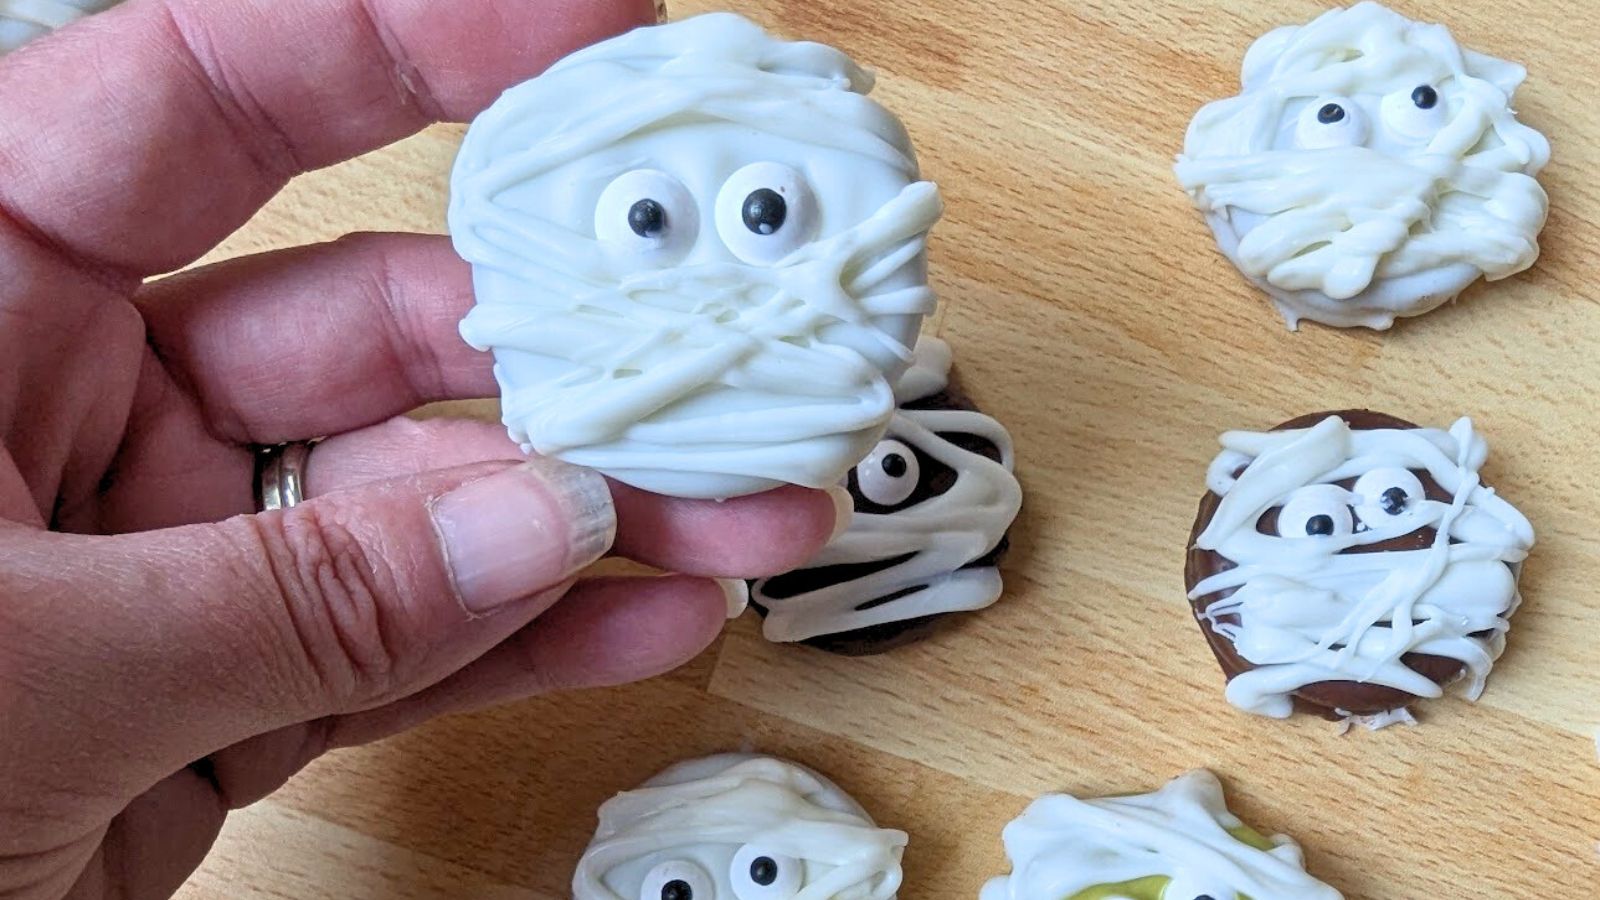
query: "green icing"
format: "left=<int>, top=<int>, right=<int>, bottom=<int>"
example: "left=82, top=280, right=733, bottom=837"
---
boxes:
left=1066, top=875, right=1170, bottom=900
left=1226, top=821, right=1276, bottom=852
left=1065, top=822, right=1274, bottom=900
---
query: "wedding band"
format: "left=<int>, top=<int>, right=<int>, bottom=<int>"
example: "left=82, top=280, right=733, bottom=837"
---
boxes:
left=254, top=441, right=318, bottom=512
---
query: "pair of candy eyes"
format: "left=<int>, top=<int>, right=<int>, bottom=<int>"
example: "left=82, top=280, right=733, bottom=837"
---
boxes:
left=596, top=162, right=816, bottom=266
left=642, top=847, right=802, bottom=900
left=1295, top=84, right=1447, bottom=149
left=1274, top=468, right=1427, bottom=539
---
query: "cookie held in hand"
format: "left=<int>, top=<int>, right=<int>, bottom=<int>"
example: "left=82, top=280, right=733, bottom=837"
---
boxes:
left=449, top=13, right=943, bottom=500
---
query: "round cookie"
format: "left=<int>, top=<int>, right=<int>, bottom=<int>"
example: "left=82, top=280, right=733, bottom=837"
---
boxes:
left=1174, top=2, right=1550, bottom=330
left=1186, top=410, right=1535, bottom=721
left=573, top=754, right=906, bottom=900
left=448, top=12, right=944, bottom=500
left=1, top=0, right=123, bottom=54
left=750, top=337, right=1022, bottom=654
left=982, top=770, right=1342, bottom=900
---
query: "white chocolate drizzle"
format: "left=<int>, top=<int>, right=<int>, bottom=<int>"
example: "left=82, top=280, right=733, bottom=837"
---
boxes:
left=982, top=770, right=1342, bottom=900
left=752, top=337, right=1022, bottom=643
left=0, top=0, right=120, bottom=54
left=1174, top=2, right=1550, bottom=329
left=1191, top=415, right=1534, bottom=719
left=574, top=754, right=905, bottom=900
left=450, top=13, right=942, bottom=499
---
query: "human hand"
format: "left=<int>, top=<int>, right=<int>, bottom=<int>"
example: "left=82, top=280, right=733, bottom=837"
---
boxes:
left=0, top=2, right=846, bottom=898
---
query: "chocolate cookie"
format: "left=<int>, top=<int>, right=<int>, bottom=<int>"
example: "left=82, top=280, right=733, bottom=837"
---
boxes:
left=750, top=337, right=1022, bottom=655
left=1186, top=410, right=1534, bottom=721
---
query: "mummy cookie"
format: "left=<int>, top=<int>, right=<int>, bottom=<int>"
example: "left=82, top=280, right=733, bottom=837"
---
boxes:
left=750, top=337, right=1021, bottom=654
left=449, top=13, right=943, bottom=500
left=0, top=0, right=122, bottom=54
left=982, top=770, right=1342, bottom=900
left=1187, top=410, right=1535, bottom=721
left=573, top=754, right=906, bottom=900
left=1175, top=2, right=1550, bottom=330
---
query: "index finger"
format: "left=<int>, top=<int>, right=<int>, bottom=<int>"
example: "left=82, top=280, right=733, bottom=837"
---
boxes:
left=0, top=0, right=656, bottom=278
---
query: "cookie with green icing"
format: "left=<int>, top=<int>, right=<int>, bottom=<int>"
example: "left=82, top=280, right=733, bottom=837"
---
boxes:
left=982, top=771, right=1341, bottom=900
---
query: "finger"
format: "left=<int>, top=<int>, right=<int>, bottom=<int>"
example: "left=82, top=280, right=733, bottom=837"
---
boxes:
left=329, top=574, right=729, bottom=748
left=611, top=482, right=851, bottom=578
left=308, top=423, right=847, bottom=577
left=63, top=769, right=225, bottom=900
left=137, top=233, right=492, bottom=444
left=96, top=405, right=845, bottom=579
left=0, top=0, right=656, bottom=277
left=202, top=574, right=726, bottom=809
left=4, top=458, right=614, bottom=808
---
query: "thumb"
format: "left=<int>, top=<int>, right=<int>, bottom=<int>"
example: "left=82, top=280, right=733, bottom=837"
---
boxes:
left=4, top=458, right=614, bottom=793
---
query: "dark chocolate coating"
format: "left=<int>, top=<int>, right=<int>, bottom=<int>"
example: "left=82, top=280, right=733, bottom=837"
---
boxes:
left=751, top=374, right=1011, bottom=655
left=1185, top=410, right=1510, bottom=717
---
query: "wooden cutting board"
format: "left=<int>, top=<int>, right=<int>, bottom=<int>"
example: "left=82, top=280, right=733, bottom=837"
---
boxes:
left=176, top=0, right=1600, bottom=897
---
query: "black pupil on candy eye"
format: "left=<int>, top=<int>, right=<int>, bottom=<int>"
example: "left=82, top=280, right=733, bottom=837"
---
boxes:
left=660, top=880, right=692, bottom=900
left=1412, top=85, right=1439, bottom=109
left=628, top=199, right=666, bottom=239
left=1305, top=514, right=1336, bottom=536
left=742, top=188, right=788, bottom=235
left=750, top=856, right=779, bottom=886
left=1317, top=103, right=1346, bottom=124
left=1381, top=486, right=1409, bottom=515
left=881, top=453, right=909, bottom=478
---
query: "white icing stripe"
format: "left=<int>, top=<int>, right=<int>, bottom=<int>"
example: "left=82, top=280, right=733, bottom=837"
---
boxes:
left=1174, top=2, right=1549, bottom=329
left=982, top=770, right=1342, bottom=900
left=1191, top=415, right=1534, bottom=718
left=752, top=337, right=1022, bottom=643
left=574, top=756, right=905, bottom=900
left=449, top=13, right=941, bottom=499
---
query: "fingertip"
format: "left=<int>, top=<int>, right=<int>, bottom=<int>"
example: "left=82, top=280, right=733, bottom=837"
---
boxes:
left=610, top=484, right=841, bottom=578
left=534, top=575, right=727, bottom=687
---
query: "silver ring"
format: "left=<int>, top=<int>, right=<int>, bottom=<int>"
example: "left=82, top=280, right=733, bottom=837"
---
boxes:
left=255, top=441, right=318, bottom=512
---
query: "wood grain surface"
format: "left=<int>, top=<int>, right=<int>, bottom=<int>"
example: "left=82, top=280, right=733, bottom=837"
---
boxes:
left=174, top=1, right=1600, bottom=897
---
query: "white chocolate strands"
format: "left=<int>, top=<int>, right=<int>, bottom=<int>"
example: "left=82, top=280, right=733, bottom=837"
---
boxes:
left=752, top=337, right=1022, bottom=643
left=450, top=13, right=942, bottom=499
left=1191, top=416, right=1535, bottom=719
left=574, top=755, right=906, bottom=900
left=982, top=770, right=1342, bottom=900
left=0, top=0, right=120, bottom=54
left=1174, top=2, right=1549, bottom=329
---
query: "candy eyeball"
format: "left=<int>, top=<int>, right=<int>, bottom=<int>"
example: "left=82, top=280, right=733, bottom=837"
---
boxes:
left=1295, top=97, right=1370, bottom=149
left=1381, top=84, right=1450, bottom=140
left=640, top=861, right=717, bottom=900
left=1352, top=466, right=1426, bottom=525
left=1275, top=484, right=1354, bottom=539
left=595, top=169, right=700, bottom=265
left=729, top=845, right=803, bottom=899
left=855, top=439, right=921, bottom=507
left=716, top=162, right=819, bottom=265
